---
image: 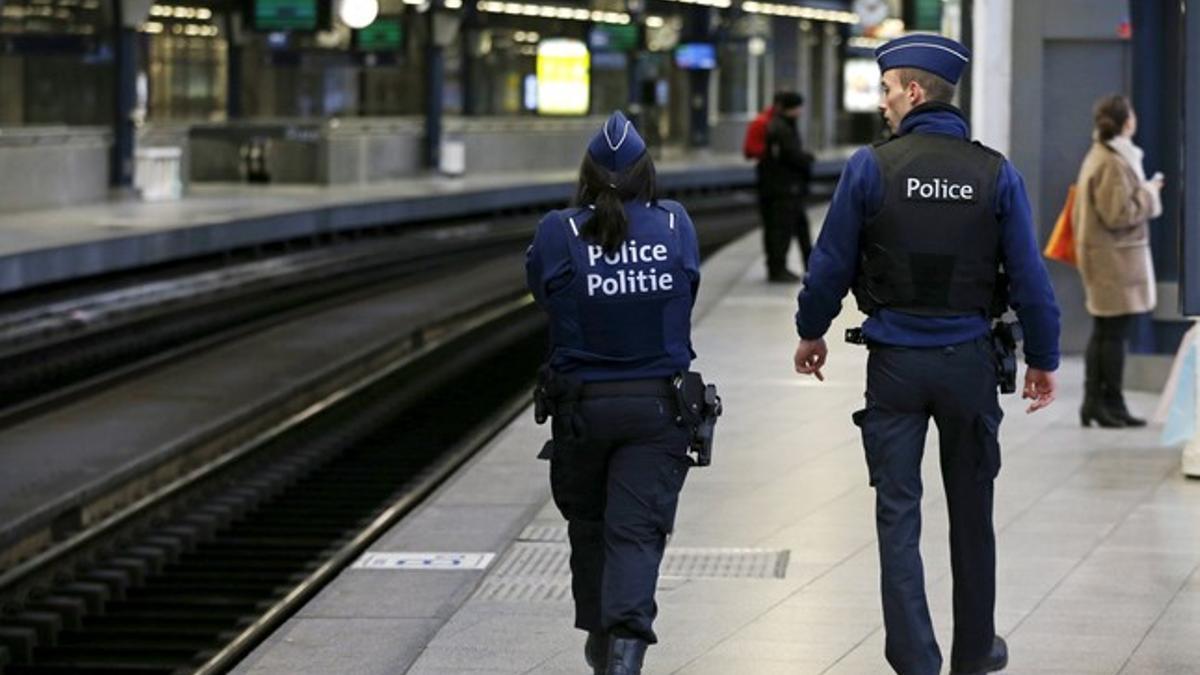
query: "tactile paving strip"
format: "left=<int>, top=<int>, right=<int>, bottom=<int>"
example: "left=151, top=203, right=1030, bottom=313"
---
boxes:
left=473, top=526, right=789, bottom=602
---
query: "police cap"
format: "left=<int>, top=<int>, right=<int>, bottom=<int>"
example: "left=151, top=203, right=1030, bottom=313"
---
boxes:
left=587, top=110, right=647, bottom=172
left=874, top=34, right=970, bottom=85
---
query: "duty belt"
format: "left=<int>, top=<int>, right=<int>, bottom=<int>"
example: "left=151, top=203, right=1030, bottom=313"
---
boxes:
left=579, top=378, right=676, bottom=399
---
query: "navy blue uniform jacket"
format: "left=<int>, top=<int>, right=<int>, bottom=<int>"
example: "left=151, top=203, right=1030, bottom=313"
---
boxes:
left=795, top=107, right=1061, bottom=371
left=526, top=200, right=702, bottom=381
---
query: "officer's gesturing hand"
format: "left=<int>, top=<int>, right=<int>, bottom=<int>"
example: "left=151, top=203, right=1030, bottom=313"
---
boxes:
left=1023, top=368, right=1056, bottom=414
left=794, top=338, right=827, bottom=381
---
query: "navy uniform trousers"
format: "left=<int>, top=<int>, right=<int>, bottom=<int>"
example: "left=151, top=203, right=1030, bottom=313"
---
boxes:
left=549, top=392, right=691, bottom=644
left=853, top=338, right=1003, bottom=675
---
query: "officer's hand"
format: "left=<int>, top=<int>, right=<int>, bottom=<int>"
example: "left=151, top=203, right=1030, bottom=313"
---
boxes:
left=1023, top=368, right=1056, bottom=413
left=794, top=338, right=827, bottom=382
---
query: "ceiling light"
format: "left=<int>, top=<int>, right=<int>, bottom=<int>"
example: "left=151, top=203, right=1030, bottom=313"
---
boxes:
left=338, top=0, right=379, bottom=29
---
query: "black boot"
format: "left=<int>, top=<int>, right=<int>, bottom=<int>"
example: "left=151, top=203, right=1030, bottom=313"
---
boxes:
left=1099, top=343, right=1145, bottom=427
left=605, top=636, right=648, bottom=675
left=1098, top=329, right=1142, bottom=426
left=1104, top=392, right=1147, bottom=427
left=1081, top=393, right=1126, bottom=428
left=1082, top=336, right=1125, bottom=428
left=767, top=268, right=801, bottom=283
left=950, top=635, right=1008, bottom=675
left=584, top=631, right=607, bottom=674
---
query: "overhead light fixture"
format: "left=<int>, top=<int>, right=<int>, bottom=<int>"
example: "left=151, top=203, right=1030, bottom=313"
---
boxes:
left=338, top=0, right=379, bottom=29
left=738, top=2, right=859, bottom=24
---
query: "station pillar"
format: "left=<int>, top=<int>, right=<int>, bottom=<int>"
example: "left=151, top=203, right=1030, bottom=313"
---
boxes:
left=112, top=1, right=152, bottom=188
left=424, top=2, right=460, bottom=171
left=684, top=7, right=714, bottom=148
left=625, top=0, right=646, bottom=132
left=1182, top=0, right=1200, bottom=315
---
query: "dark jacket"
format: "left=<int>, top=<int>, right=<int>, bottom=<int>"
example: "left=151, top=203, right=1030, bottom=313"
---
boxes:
left=525, top=199, right=701, bottom=382
left=794, top=103, right=1061, bottom=371
left=758, top=113, right=813, bottom=199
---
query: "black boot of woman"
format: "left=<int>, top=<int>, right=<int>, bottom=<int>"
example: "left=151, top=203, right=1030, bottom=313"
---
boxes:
left=1100, top=330, right=1146, bottom=426
left=1081, top=329, right=1126, bottom=428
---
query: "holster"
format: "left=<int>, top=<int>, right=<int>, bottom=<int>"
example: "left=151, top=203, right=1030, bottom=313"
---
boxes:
left=672, top=372, right=723, bottom=467
left=990, top=321, right=1021, bottom=395
left=533, top=365, right=584, bottom=459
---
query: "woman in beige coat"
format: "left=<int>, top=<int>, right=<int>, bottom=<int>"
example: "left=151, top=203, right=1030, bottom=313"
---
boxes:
left=1073, top=94, right=1164, bottom=428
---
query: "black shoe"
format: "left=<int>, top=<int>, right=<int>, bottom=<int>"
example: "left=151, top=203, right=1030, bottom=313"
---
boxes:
left=951, top=635, right=1008, bottom=675
left=768, top=269, right=801, bottom=283
left=1113, top=408, right=1147, bottom=427
left=585, top=631, right=607, bottom=674
left=1105, top=397, right=1147, bottom=427
left=605, top=636, right=648, bottom=675
left=1080, top=396, right=1126, bottom=428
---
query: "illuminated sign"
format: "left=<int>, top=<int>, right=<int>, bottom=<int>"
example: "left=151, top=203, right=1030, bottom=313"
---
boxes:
left=536, top=39, right=590, bottom=116
left=674, top=43, right=715, bottom=70
left=254, top=0, right=321, bottom=31
left=590, top=24, right=638, bottom=52
left=356, top=16, right=402, bottom=51
left=843, top=58, right=881, bottom=112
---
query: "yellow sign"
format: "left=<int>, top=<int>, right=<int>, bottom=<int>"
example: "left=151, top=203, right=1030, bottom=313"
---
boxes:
left=537, top=39, right=590, bottom=115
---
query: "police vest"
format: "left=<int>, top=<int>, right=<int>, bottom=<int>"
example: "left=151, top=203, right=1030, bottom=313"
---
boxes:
left=552, top=203, right=694, bottom=369
left=852, top=133, right=1005, bottom=317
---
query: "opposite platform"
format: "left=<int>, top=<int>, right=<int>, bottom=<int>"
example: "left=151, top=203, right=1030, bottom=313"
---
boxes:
left=0, top=150, right=846, bottom=295
left=239, top=221, right=1199, bottom=675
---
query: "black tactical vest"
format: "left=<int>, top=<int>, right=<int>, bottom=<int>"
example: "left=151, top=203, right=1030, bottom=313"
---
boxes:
left=852, top=133, right=1005, bottom=317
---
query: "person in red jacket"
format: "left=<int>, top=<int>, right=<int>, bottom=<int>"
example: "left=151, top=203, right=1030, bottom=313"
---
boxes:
left=758, top=91, right=814, bottom=282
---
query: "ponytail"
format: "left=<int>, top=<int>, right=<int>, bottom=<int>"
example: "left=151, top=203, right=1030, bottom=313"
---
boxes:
left=590, top=186, right=628, bottom=252
left=574, top=152, right=658, bottom=254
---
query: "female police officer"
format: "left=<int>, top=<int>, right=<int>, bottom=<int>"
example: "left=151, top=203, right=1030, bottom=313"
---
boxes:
left=525, top=111, right=701, bottom=675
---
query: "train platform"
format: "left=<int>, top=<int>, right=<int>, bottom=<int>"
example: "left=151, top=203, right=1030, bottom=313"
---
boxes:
left=0, top=149, right=849, bottom=295
left=233, top=219, right=1199, bottom=675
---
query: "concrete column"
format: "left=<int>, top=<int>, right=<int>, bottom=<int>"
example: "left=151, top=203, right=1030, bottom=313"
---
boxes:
left=226, top=12, right=243, bottom=120
left=821, top=22, right=836, bottom=148
left=797, top=23, right=813, bottom=148
left=112, top=21, right=137, bottom=187
left=1183, top=0, right=1200, bottom=316
left=969, top=0, right=1011, bottom=153
left=746, top=45, right=760, bottom=114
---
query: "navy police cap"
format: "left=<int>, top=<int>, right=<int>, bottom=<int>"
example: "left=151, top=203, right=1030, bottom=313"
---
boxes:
left=587, top=111, right=647, bottom=172
left=874, top=34, right=970, bottom=85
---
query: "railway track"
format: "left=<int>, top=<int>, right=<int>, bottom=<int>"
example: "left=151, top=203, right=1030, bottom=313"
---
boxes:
left=0, top=299, right=545, bottom=675
left=0, top=189, right=763, bottom=431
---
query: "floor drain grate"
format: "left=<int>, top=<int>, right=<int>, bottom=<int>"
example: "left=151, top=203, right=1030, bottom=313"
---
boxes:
left=518, top=524, right=569, bottom=543
left=474, top=536, right=789, bottom=602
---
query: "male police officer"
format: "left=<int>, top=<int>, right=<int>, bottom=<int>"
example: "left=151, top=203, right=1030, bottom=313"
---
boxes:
left=792, top=35, right=1061, bottom=675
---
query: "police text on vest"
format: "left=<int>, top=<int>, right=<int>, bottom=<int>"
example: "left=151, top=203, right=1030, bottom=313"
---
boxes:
left=586, top=241, right=674, bottom=297
left=905, top=177, right=975, bottom=202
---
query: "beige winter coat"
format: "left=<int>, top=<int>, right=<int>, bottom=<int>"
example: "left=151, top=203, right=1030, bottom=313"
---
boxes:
left=1073, top=140, right=1159, bottom=316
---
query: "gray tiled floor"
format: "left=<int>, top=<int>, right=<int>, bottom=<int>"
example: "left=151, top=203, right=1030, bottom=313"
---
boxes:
left=406, top=233, right=1198, bottom=674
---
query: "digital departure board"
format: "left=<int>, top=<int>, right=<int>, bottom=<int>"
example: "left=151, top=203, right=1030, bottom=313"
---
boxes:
left=355, top=17, right=403, bottom=51
left=253, top=0, right=322, bottom=31
left=589, top=24, right=638, bottom=52
left=674, top=43, right=715, bottom=70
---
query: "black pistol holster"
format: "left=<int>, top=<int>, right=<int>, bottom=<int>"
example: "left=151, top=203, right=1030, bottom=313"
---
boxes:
left=533, top=365, right=584, bottom=459
left=673, top=372, right=723, bottom=467
left=990, top=321, right=1021, bottom=395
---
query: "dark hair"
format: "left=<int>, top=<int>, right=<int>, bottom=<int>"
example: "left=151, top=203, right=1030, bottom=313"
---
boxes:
left=894, top=67, right=956, bottom=104
left=774, top=90, right=804, bottom=109
left=574, top=151, right=658, bottom=253
left=1093, top=94, right=1132, bottom=141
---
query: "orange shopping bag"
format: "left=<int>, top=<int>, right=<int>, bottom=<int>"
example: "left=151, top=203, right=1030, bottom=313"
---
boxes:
left=1043, top=183, right=1077, bottom=266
